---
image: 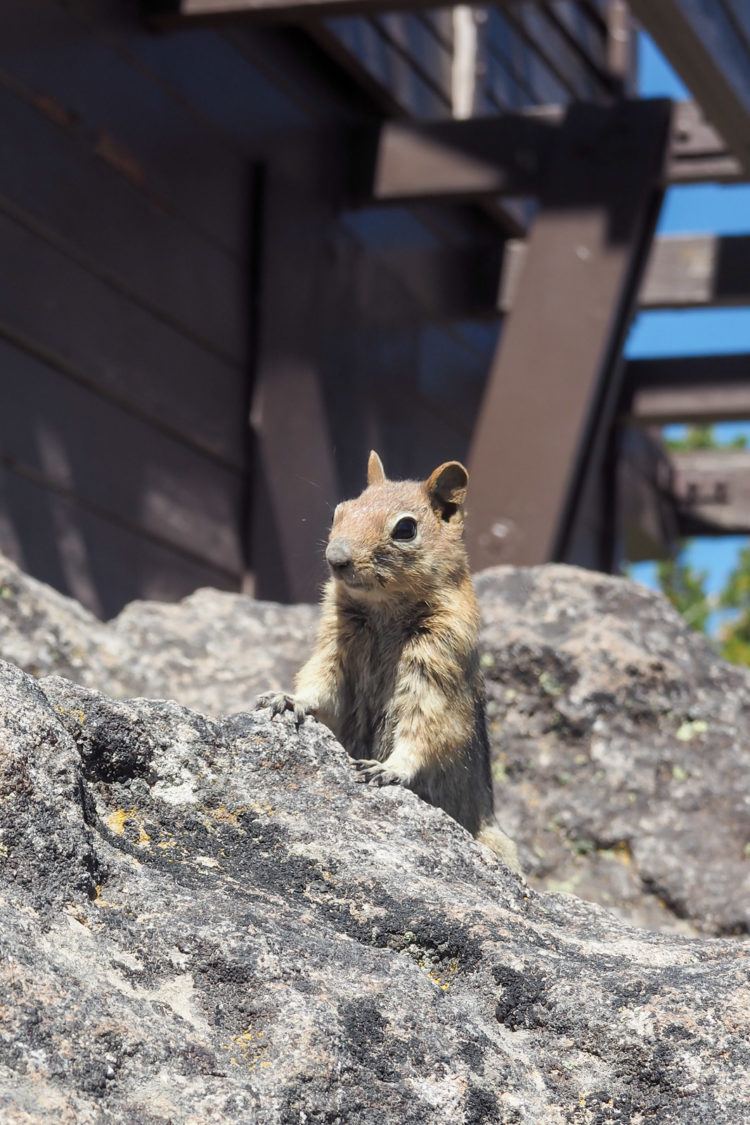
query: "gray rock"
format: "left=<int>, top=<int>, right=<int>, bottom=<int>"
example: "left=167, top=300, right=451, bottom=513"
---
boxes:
left=0, top=552, right=317, bottom=712
left=1, top=551, right=750, bottom=936
left=113, top=589, right=318, bottom=715
left=475, top=566, right=750, bottom=936
left=1, top=660, right=750, bottom=1123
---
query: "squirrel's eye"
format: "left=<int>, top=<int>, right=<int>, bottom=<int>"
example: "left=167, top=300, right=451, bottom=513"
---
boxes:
left=392, top=517, right=417, bottom=541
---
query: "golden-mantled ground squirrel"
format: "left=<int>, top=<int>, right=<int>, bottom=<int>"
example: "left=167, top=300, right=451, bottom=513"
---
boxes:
left=257, top=451, right=519, bottom=870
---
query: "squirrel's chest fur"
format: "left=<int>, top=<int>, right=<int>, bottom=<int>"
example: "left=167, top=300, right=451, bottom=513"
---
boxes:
left=334, top=609, right=415, bottom=761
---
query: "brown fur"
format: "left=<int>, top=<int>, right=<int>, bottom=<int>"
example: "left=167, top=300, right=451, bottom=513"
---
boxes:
left=257, top=452, right=519, bottom=870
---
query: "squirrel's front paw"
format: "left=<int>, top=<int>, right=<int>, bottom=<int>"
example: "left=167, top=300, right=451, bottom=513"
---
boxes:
left=255, top=692, right=314, bottom=727
left=352, top=758, right=407, bottom=788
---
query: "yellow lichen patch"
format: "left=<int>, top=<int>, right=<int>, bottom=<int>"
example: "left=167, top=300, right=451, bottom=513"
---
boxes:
left=424, top=957, right=460, bottom=992
left=210, top=805, right=248, bottom=827
left=676, top=719, right=708, bottom=742
left=600, top=841, right=632, bottom=867
left=105, top=809, right=150, bottom=847
left=249, top=801, right=275, bottom=817
left=157, top=839, right=177, bottom=850
left=53, top=705, right=86, bottom=726
left=226, top=1027, right=268, bottom=1069
left=106, top=809, right=130, bottom=836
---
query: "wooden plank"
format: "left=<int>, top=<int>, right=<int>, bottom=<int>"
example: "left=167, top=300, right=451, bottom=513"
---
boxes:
left=149, top=0, right=456, bottom=20
left=503, top=2, right=604, bottom=99
left=0, top=465, right=237, bottom=618
left=640, top=233, right=750, bottom=309
left=549, top=1, right=609, bottom=71
left=0, top=340, right=245, bottom=575
left=671, top=449, right=750, bottom=535
left=0, top=74, right=247, bottom=362
left=0, top=210, right=245, bottom=469
left=501, top=232, right=750, bottom=314
left=465, top=99, right=671, bottom=571
left=623, top=354, right=750, bottom=424
left=484, top=10, right=571, bottom=106
left=724, top=0, right=750, bottom=56
left=67, top=0, right=323, bottom=144
left=668, top=100, right=743, bottom=183
left=373, top=12, right=453, bottom=108
left=628, top=0, right=750, bottom=172
left=321, top=17, right=450, bottom=117
left=1, top=0, right=252, bottom=254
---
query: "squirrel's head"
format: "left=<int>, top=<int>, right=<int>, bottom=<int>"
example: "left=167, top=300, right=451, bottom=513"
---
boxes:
left=325, top=451, right=469, bottom=600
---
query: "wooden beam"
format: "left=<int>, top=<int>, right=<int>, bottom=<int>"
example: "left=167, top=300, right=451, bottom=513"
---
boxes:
left=628, top=0, right=750, bottom=172
left=465, top=98, right=671, bottom=571
left=623, top=354, right=750, bottom=424
left=358, top=102, right=741, bottom=209
left=345, top=229, right=750, bottom=326
left=668, top=100, right=742, bottom=183
left=500, top=233, right=750, bottom=314
left=147, top=0, right=491, bottom=21
left=640, top=234, right=750, bottom=309
left=356, top=112, right=560, bottom=205
left=671, top=449, right=750, bottom=535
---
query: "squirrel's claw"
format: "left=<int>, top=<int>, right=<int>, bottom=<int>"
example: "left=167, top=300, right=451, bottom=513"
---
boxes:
left=352, top=758, right=406, bottom=787
left=255, top=692, right=312, bottom=727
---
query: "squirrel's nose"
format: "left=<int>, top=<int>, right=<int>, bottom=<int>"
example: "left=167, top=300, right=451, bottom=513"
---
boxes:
left=326, top=538, right=353, bottom=571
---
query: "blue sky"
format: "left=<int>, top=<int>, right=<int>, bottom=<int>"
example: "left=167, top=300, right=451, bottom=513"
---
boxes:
left=627, top=36, right=750, bottom=614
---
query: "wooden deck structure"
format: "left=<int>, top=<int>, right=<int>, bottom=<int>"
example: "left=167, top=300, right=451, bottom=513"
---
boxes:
left=0, top=1, right=748, bottom=612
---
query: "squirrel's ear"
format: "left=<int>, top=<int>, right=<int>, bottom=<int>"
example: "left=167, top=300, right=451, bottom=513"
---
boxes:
left=426, top=461, right=468, bottom=520
left=367, top=450, right=387, bottom=486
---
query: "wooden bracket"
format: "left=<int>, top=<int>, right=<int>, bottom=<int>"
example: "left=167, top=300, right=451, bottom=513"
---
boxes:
left=464, top=99, right=672, bottom=571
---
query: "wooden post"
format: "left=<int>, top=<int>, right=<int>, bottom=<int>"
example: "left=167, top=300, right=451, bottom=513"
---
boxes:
left=465, top=99, right=672, bottom=571
left=249, top=135, right=343, bottom=602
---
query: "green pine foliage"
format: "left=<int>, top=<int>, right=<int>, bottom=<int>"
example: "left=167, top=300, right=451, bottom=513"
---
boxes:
left=718, top=546, right=750, bottom=666
left=656, top=556, right=711, bottom=632
left=640, top=426, right=750, bottom=667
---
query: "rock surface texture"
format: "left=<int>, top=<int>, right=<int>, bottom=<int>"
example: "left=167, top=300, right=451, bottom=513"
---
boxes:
left=1, top=660, right=750, bottom=1123
left=2, top=552, right=749, bottom=937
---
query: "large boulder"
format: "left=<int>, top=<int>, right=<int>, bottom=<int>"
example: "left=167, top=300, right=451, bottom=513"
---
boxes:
left=1, top=661, right=749, bottom=1123
left=0, top=553, right=317, bottom=711
left=476, top=567, right=750, bottom=936
left=1, top=552, right=749, bottom=936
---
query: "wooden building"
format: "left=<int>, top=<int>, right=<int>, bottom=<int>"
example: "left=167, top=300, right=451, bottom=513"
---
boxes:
left=1, top=0, right=748, bottom=615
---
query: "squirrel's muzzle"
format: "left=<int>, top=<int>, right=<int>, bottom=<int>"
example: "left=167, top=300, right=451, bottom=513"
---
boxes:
left=326, top=538, right=353, bottom=573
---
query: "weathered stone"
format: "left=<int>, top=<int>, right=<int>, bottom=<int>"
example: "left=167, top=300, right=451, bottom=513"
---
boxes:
left=0, top=661, right=749, bottom=1123
left=475, top=566, right=750, bottom=936
left=1, top=551, right=750, bottom=935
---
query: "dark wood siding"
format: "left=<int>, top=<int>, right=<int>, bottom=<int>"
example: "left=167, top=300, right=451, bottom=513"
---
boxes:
left=1, top=0, right=624, bottom=611
left=0, top=0, right=268, bottom=615
left=1, top=0, right=506, bottom=612
left=319, top=0, right=617, bottom=120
